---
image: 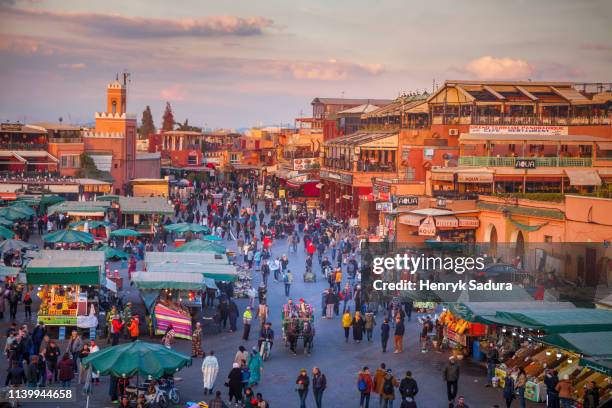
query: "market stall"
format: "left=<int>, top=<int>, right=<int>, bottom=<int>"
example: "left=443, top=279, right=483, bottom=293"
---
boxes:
left=118, top=196, right=173, bottom=235
left=25, top=250, right=103, bottom=330
left=131, top=271, right=214, bottom=340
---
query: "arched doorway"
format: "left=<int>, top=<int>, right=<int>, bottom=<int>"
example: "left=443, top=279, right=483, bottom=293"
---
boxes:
left=514, top=230, right=525, bottom=264
left=485, top=224, right=498, bottom=258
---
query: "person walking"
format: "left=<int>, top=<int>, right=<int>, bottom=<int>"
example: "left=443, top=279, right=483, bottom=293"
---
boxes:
left=228, top=300, right=239, bottom=333
left=555, top=375, right=573, bottom=408
left=364, top=311, right=376, bottom=342
left=381, top=369, right=399, bottom=408
left=399, top=371, right=418, bottom=404
left=357, top=366, right=374, bottom=408
left=485, top=342, right=499, bottom=386
left=393, top=317, right=404, bottom=353
left=234, top=346, right=249, bottom=366
left=201, top=350, right=219, bottom=395
left=296, top=368, right=310, bottom=408
left=66, top=330, right=83, bottom=372
left=583, top=381, right=600, bottom=408
left=58, top=353, right=74, bottom=387
left=515, top=367, right=527, bottom=408
left=311, top=367, right=326, bottom=408
left=503, top=371, right=515, bottom=408
left=373, top=363, right=387, bottom=408
left=443, top=356, right=460, bottom=408
left=227, top=362, right=243, bottom=406
left=128, top=315, right=139, bottom=342
left=342, top=309, right=352, bottom=343
left=352, top=311, right=364, bottom=343
left=243, top=307, right=253, bottom=341
left=381, top=318, right=390, bottom=353
left=283, top=270, right=293, bottom=297
left=192, top=322, right=203, bottom=357
left=544, top=369, right=560, bottom=408
left=248, top=347, right=263, bottom=386
left=90, top=340, right=100, bottom=384
left=325, top=290, right=336, bottom=319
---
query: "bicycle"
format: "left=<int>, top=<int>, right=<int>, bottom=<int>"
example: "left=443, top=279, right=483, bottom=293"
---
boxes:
left=259, top=338, right=272, bottom=361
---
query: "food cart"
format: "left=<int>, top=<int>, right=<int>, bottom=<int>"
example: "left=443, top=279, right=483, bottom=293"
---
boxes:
left=25, top=250, right=103, bottom=332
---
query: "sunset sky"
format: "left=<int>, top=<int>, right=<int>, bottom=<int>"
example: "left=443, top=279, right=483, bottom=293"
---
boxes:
left=1, top=0, right=611, bottom=128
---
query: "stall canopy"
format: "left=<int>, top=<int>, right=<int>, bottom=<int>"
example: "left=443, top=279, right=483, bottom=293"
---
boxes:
left=580, top=356, right=612, bottom=376
left=540, top=332, right=612, bottom=358
left=173, top=239, right=226, bottom=254
left=26, top=250, right=104, bottom=285
left=47, top=201, right=110, bottom=217
left=118, top=196, right=173, bottom=215
left=447, top=301, right=576, bottom=323
left=144, top=251, right=237, bottom=281
left=131, top=271, right=205, bottom=290
left=480, top=308, right=612, bottom=333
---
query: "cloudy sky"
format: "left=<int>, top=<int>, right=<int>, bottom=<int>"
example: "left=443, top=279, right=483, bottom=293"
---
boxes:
left=0, top=0, right=611, bottom=129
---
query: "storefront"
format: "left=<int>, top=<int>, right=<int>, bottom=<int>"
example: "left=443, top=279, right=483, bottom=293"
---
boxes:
left=118, top=196, right=174, bottom=234
left=396, top=208, right=480, bottom=243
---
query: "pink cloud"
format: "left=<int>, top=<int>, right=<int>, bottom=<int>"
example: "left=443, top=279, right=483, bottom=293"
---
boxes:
left=0, top=37, right=55, bottom=55
left=581, top=43, right=612, bottom=51
left=4, top=7, right=273, bottom=38
left=464, top=56, right=534, bottom=79
left=289, top=60, right=385, bottom=81
left=57, top=63, right=86, bottom=69
left=160, top=85, right=187, bottom=101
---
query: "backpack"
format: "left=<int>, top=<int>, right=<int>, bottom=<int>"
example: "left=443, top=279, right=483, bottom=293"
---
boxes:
left=383, top=377, right=394, bottom=394
left=358, top=377, right=367, bottom=392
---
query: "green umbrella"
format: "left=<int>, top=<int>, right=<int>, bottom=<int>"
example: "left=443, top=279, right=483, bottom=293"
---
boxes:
left=110, top=228, right=141, bottom=237
left=173, top=239, right=226, bottom=254
left=43, top=229, right=94, bottom=244
left=202, top=234, right=222, bottom=242
left=70, top=220, right=112, bottom=229
left=165, top=223, right=211, bottom=234
left=0, top=225, right=15, bottom=239
left=81, top=340, right=191, bottom=378
left=0, top=239, right=31, bottom=254
left=0, top=217, right=12, bottom=227
left=11, top=200, right=37, bottom=208
left=39, top=195, right=65, bottom=214
left=0, top=206, right=34, bottom=220
left=98, top=245, right=129, bottom=261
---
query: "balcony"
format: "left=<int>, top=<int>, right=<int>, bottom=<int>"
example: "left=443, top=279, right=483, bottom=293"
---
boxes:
left=432, top=115, right=611, bottom=126
left=458, top=156, right=593, bottom=167
left=49, top=137, right=83, bottom=144
left=1, top=143, right=48, bottom=150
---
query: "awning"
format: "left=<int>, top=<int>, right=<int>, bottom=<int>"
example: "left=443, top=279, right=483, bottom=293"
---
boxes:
left=447, top=301, right=576, bottom=324
left=26, top=250, right=103, bottom=285
left=457, top=171, right=493, bottom=183
left=431, top=172, right=455, bottom=182
left=479, top=308, right=612, bottom=333
left=47, top=185, right=79, bottom=194
left=564, top=169, right=602, bottom=186
left=597, top=142, right=612, bottom=150
left=434, top=216, right=458, bottom=228
left=398, top=213, right=425, bottom=226
left=539, top=332, right=612, bottom=357
left=131, top=271, right=205, bottom=291
left=457, top=216, right=480, bottom=228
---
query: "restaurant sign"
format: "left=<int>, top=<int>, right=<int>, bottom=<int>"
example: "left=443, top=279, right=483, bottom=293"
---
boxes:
left=514, top=159, right=536, bottom=169
left=418, top=216, right=436, bottom=236
left=293, top=158, right=318, bottom=171
left=320, top=170, right=353, bottom=184
left=393, top=195, right=419, bottom=206
left=469, top=125, right=568, bottom=136
left=1, top=123, right=23, bottom=131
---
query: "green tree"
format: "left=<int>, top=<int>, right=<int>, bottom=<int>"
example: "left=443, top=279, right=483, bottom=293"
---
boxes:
left=139, top=105, right=156, bottom=139
left=175, top=118, right=202, bottom=132
left=78, top=153, right=114, bottom=182
left=162, top=102, right=175, bottom=131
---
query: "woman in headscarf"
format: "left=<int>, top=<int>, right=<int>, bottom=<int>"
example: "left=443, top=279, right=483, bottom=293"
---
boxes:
left=248, top=346, right=263, bottom=386
left=227, top=362, right=243, bottom=405
left=191, top=322, right=203, bottom=358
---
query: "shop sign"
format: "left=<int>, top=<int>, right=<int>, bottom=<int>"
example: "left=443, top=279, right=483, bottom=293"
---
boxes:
left=37, top=315, right=78, bottom=326
left=457, top=172, right=493, bottom=183
left=514, top=159, right=536, bottom=169
left=373, top=184, right=390, bottom=194
left=394, top=195, right=419, bottom=206
left=1, top=123, right=22, bottom=131
left=469, top=125, right=568, bottom=136
left=375, top=202, right=393, bottom=211
left=446, top=328, right=467, bottom=347
left=320, top=170, right=352, bottom=184
left=418, top=216, right=436, bottom=236
left=293, top=158, right=317, bottom=171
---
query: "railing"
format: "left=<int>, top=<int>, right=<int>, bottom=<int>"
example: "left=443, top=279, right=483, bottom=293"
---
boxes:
left=49, top=137, right=83, bottom=144
left=458, top=156, right=593, bottom=167
left=1, top=143, right=48, bottom=150
left=432, top=115, right=611, bottom=126
left=283, top=152, right=320, bottom=159
left=356, top=162, right=396, bottom=172
left=432, top=191, right=479, bottom=200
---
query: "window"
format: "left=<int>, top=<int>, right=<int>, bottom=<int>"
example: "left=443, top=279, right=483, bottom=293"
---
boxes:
left=112, top=100, right=117, bottom=114
left=230, top=153, right=239, bottom=164
left=60, top=154, right=80, bottom=168
left=114, top=163, right=119, bottom=169
left=544, top=236, right=553, bottom=243
left=187, top=154, right=197, bottom=165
